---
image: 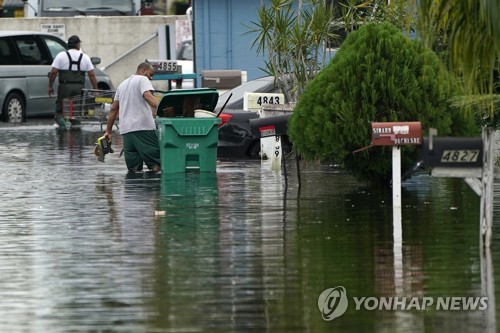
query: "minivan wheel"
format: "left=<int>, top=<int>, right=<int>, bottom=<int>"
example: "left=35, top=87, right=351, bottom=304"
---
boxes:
left=2, top=93, right=25, bottom=123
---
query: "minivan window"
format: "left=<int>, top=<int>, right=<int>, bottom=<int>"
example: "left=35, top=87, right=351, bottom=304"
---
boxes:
left=0, top=38, right=20, bottom=65
left=42, top=36, right=67, bottom=59
left=12, top=36, right=51, bottom=65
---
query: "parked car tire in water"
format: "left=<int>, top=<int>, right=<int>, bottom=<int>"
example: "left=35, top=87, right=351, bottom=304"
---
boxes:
left=2, top=92, right=25, bottom=123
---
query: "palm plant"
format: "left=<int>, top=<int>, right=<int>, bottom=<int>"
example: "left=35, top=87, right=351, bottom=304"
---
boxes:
left=416, top=0, right=500, bottom=116
left=245, top=0, right=338, bottom=103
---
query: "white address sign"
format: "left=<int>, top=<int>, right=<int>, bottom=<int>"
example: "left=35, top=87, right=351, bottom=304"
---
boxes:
left=244, top=92, right=284, bottom=111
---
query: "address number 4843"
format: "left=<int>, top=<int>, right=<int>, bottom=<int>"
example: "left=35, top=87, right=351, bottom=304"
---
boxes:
left=257, top=96, right=281, bottom=106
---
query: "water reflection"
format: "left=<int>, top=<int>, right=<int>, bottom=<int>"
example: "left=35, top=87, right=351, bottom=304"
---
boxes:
left=156, top=174, right=217, bottom=327
left=0, top=122, right=497, bottom=332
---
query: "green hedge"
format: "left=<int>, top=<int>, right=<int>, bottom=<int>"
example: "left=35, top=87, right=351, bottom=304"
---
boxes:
left=288, top=22, right=476, bottom=184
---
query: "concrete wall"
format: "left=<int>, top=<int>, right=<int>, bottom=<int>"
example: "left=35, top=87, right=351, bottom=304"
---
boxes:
left=0, top=15, right=186, bottom=91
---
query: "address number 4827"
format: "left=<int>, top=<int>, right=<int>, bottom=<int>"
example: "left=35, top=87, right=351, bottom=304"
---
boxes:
left=440, top=150, right=480, bottom=163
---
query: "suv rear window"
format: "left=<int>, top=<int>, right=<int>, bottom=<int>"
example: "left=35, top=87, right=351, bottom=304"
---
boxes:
left=0, top=38, right=20, bottom=65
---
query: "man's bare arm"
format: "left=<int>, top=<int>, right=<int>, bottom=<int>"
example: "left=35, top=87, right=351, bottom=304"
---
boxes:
left=88, top=69, right=98, bottom=90
left=48, top=68, right=58, bottom=96
left=105, top=100, right=119, bottom=140
left=143, top=90, right=158, bottom=116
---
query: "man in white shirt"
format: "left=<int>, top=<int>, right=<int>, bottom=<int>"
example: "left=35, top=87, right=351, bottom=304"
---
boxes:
left=48, top=35, right=98, bottom=128
left=105, top=62, right=161, bottom=173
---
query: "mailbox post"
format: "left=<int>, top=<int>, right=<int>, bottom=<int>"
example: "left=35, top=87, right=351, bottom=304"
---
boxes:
left=421, top=129, right=494, bottom=249
left=250, top=114, right=292, bottom=171
left=368, top=121, right=422, bottom=223
left=366, top=121, right=422, bottom=291
left=356, top=120, right=423, bottom=266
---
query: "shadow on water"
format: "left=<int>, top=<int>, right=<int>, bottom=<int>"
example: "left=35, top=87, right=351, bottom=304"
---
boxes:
left=0, top=122, right=497, bottom=332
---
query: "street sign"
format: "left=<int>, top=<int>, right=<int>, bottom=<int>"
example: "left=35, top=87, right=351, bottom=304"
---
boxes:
left=40, top=23, right=66, bottom=40
left=371, top=122, right=422, bottom=146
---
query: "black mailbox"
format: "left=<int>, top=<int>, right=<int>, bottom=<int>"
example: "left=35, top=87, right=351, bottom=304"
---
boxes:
left=249, top=114, right=292, bottom=138
left=422, top=137, right=483, bottom=168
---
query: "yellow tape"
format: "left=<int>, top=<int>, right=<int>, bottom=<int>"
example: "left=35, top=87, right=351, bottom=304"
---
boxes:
left=95, top=97, right=113, bottom=103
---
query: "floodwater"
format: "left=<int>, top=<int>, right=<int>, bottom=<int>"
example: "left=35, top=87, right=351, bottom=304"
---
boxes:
left=0, top=119, right=498, bottom=332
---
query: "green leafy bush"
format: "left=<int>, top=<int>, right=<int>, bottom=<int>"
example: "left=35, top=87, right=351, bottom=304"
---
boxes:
left=288, top=22, right=476, bottom=184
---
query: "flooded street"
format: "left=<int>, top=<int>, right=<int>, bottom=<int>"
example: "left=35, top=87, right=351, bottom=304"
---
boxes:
left=0, top=119, right=498, bottom=332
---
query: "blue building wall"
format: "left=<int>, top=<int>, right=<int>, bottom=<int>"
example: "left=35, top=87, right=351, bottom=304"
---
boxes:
left=193, top=0, right=268, bottom=83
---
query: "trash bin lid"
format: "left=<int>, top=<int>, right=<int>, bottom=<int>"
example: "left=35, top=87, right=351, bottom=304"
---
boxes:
left=157, top=88, right=219, bottom=117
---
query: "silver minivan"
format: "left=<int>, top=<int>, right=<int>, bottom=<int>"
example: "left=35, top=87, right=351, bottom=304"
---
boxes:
left=0, top=31, right=114, bottom=122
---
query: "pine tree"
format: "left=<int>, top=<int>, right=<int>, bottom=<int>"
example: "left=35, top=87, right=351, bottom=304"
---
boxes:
left=288, top=22, right=475, bottom=184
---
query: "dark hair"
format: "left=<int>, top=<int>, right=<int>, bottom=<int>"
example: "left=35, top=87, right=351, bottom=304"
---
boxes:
left=137, top=62, right=154, bottom=72
left=67, top=35, right=81, bottom=49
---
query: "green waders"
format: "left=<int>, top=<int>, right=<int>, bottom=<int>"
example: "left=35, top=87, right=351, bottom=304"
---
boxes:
left=122, top=130, right=161, bottom=172
left=55, top=52, right=85, bottom=128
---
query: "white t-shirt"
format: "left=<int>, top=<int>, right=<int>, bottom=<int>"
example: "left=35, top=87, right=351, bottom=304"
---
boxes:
left=114, top=75, right=156, bottom=135
left=51, top=49, right=94, bottom=71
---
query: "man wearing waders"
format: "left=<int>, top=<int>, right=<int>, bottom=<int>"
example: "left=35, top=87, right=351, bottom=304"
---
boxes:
left=48, top=35, right=98, bottom=128
left=104, top=62, right=161, bottom=173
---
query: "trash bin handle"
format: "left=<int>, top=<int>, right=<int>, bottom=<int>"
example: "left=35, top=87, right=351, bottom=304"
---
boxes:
left=216, top=93, right=232, bottom=118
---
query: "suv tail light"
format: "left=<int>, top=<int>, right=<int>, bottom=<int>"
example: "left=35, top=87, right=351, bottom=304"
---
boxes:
left=218, top=113, right=232, bottom=127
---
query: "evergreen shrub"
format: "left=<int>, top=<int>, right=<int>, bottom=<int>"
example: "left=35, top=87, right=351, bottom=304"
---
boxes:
left=288, top=22, right=476, bottom=184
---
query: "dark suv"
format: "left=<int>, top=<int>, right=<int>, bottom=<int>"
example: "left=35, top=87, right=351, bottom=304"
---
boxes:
left=0, top=31, right=114, bottom=122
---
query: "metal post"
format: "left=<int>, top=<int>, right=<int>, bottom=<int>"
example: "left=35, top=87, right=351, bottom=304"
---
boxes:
left=481, top=127, right=494, bottom=248
left=296, top=155, right=301, bottom=189
left=481, top=246, right=497, bottom=332
left=282, top=147, right=288, bottom=189
left=392, top=146, right=402, bottom=211
left=392, top=146, right=403, bottom=293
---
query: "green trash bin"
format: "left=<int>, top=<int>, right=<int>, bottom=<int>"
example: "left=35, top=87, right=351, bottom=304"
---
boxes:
left=156, top=89, right=222, bottom=173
